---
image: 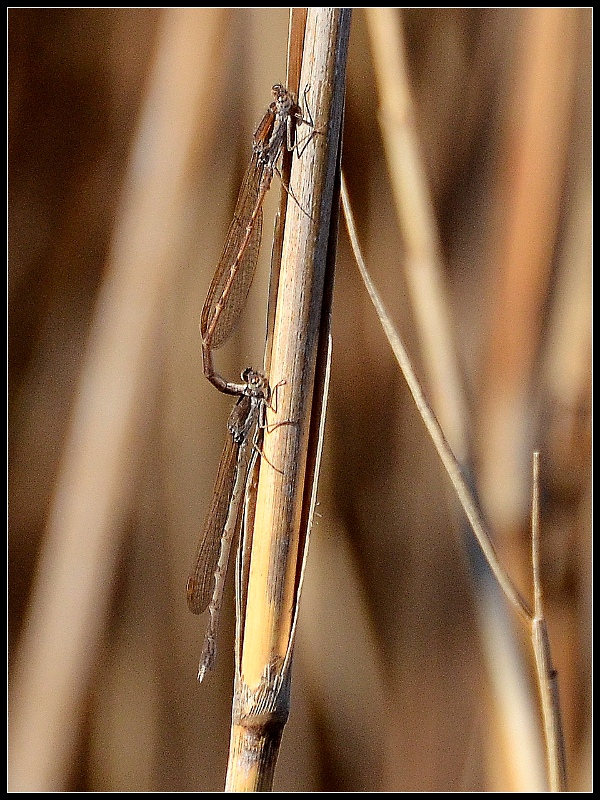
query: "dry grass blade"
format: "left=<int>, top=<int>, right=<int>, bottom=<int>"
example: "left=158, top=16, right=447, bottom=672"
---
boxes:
left=341, top=173, right=531, bottom=625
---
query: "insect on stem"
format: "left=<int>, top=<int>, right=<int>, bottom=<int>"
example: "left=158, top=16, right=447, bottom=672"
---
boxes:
left=200, top=84, right=312, bottom=396
left=186, top=368, right=269, bottom=681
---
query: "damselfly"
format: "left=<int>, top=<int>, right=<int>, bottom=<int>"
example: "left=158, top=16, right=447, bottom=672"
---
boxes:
left=186, top=368, right=269, bottom=681
left=200, top=84, right=310, bottom=395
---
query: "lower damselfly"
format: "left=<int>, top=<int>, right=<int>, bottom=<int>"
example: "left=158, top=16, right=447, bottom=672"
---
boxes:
left=186, top=368, right=269, bottom=681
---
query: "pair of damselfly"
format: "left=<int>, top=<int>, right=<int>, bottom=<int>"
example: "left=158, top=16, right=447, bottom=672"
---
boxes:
left=186, top=84, right=314, bottom=681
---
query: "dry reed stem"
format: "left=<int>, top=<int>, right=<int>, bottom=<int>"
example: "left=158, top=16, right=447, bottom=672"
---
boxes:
left=530, top=453, right=568, bottom=791
left=8, top=9, right=227, bottom=790
left=225, top=8, right=351, bottom=791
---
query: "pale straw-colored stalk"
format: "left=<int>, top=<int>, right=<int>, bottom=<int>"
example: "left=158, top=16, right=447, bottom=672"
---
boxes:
left=224, top=8, right=351, bottom=791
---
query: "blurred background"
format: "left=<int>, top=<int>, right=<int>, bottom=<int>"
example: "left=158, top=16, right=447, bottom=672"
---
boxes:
left=8, top=8, right=591, bottom=791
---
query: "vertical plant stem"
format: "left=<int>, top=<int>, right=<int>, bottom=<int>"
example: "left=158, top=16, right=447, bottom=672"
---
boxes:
left=531, top=453, right=568, bottom=791
left=225, top=8, right=351, bottom=792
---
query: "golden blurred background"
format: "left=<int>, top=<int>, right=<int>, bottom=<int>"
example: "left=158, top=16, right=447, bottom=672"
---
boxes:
left=8, top=8, right=591, bottom=791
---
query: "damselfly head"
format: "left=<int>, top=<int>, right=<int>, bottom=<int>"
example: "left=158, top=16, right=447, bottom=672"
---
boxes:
left=240, top=367, right=269, bottom=399
left=271, top=83, right=295, bottom=112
